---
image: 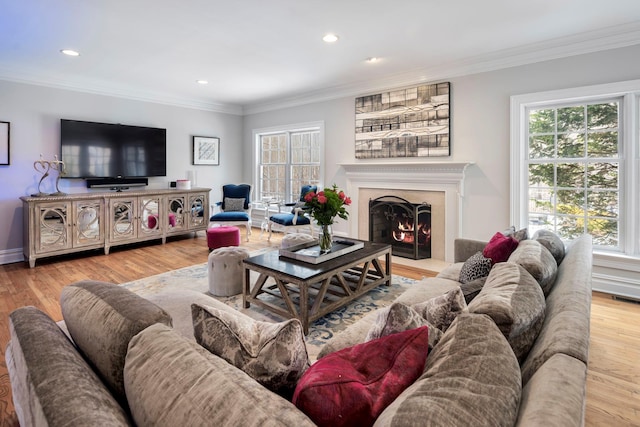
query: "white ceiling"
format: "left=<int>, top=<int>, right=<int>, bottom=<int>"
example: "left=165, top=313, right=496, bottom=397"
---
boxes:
left=2, top=0, right=640, bottom=114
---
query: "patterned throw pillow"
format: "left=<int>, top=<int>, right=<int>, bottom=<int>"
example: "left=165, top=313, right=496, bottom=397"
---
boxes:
left=365, top=302, right=443, bottom=350
left=483, top=232, right=519, bottom=264
left=191, top=303, right=310, bottom=395
left=224, top=197, right=246, bottom=212
left=411, top=287, right=467, bottom=332
left=458, top=251, right=492, bottom=284
left=293, top=327, right=429, bottom=427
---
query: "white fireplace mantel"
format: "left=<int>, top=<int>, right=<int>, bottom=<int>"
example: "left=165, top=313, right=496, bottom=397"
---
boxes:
left=339, top=161, right=474, bottom=262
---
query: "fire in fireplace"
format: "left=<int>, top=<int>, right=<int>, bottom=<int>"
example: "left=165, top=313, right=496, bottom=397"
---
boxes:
left=369, top=196, right=431, bottom=260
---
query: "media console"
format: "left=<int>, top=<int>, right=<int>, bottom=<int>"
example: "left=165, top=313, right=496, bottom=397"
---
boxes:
left=20, top=187, right=211, bottom=268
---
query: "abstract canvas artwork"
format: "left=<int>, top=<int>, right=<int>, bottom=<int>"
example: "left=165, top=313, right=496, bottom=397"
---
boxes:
left=355, top=82, right=450, bottom=159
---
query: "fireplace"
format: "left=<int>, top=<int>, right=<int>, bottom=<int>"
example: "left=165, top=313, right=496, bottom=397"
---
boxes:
left=369, top=196, right=431, bottom=260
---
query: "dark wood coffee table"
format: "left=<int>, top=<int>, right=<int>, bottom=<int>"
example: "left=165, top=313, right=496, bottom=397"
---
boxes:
left=243, top=240, right=392, bottom=334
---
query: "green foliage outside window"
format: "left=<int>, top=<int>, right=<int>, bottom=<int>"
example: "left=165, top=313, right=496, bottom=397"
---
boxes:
left=527, top=102, right=619, bottom=246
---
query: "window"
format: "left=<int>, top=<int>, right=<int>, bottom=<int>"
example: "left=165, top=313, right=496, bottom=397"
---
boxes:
left=254, top=122, right=323, bottom=203
left=511, top=80, right=640, bottom=256
left=527, top=101, right=620, bottom=247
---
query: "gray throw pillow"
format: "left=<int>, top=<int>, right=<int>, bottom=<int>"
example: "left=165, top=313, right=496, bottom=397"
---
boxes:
left=224, top=197, right=246, bottom=212
left=375, top=313, right=522, bottom=427
left=365, top=302, right=443, bottom=350
left=507, top=239, right=558, bottom=296
left=411, top=287, right=467, bottom=332
left=458, top=251, right=492, bottom=284
left=191, top=303, right=310, bottom=395
left=60, top=280, right=173, bottom=404
left=468, top=262, right=546, bottom=362
left=533, top=229, right=565, bottom=265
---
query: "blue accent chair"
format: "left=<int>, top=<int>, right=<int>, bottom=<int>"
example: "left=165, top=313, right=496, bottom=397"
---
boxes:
left=209, top=184, right=252, bottom=241
left=267, top=185, right=317, bottom=241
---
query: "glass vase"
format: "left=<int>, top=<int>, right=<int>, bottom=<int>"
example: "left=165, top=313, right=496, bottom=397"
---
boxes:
left=319, top=224, right=333, bottom=254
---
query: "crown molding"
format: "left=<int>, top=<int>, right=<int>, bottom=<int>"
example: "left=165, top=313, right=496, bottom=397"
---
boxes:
left=243, top=21, right=640, bottom=115
left=0, top=67, right=244, bottom=115
left=2, top=21, right=640, bottom=116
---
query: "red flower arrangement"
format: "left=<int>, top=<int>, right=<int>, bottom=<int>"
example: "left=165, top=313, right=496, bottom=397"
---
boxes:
left=303, top=184, right=351, bottom=226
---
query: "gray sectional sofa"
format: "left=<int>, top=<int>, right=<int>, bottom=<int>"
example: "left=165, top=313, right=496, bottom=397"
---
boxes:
left=5, top=233, right=593, bottom=426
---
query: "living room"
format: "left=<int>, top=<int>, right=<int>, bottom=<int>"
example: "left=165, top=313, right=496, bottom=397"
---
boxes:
left=1, top=1, right=640, bottom=426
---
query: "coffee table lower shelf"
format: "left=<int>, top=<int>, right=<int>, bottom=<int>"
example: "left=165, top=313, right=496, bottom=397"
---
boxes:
left=242, top=243, right=392, bottom=334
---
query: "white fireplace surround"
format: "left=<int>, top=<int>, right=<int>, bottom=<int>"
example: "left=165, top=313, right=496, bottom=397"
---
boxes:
left=340, top=162, right=473, bottom=262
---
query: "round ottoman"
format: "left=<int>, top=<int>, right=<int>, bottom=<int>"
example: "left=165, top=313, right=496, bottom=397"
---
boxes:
left=207, top=246, right=250, bottom=296
left=281, top=233, right=315, bottom=249
left=206, top=226, right=241, bottom=250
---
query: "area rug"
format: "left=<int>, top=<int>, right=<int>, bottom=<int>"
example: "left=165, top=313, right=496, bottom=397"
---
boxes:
left=121, top=252, right=418, bottom=361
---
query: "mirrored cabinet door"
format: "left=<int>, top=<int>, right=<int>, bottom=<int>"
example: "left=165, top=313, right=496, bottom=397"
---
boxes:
left=167, top=195, right=187, bottom=233
left=36, top=202, right=71, bottom=253
left=110, top=199, right=136, bottom=242
left=73, top=201, right=104, bottom=247
left=189, top=194, right=207, bottom=228
left=140, top=196, right=162, bottom=235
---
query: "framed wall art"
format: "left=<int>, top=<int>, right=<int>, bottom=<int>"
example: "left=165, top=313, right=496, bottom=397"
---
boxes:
left=193, top=136, right=220, bottom=165
left=355, top=82, right=450, bottom=159
left=0, top=121, right=9, bottom=165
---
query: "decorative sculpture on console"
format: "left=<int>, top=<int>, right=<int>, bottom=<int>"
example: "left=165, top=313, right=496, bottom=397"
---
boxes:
left=31, top=154, right=67, bottom=196
left=50, top=155, right=67, bottom=196
left=32, top=154, right=51, bottom=197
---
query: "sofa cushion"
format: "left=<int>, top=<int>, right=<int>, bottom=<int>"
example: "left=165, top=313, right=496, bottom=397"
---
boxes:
left=483, top=231, right=519, bottom=264
left=517, top=353, right=588, bottom=426
left=374, top=313, right=521, bottom=427
left=293, top=326, right=429, bottom=427
left=411, top=287, right=467, bottom=332
left=6, top=306, right=131, bottom=427
left=124, top=323, right=315, bottom=427
left=520, top=234, right=593, bottom=384
left=508, top=239, right=558, bottom=296
left=458, top=251, right=492, bottom=284
left=59, top=280, right=173, bottom=404
left=533, top=229, right=566, bottom=265
left=467, top=262, right=546, bottom=362
left=191, top=303, right=310, bottom=395
left=365, top=302, right=443, bottom=349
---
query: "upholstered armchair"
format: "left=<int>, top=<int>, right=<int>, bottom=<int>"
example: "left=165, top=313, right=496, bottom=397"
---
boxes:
left=267, top=185, right=317, bottom=241
left=209, top=184, right=252, bottom=241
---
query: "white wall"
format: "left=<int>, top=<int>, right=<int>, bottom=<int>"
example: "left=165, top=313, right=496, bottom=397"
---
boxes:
left=0, top=81, right=243, bottom=262
left=243, top=44, right=640, bottom=241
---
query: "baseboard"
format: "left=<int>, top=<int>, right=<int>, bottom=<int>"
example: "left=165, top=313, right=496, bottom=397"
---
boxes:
left=592, top=271, right=640, bottom=300
left=0, top=248, right=25, bottom=266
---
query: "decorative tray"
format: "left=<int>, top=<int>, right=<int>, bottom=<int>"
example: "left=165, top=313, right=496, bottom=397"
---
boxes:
left=279, top=238, right=365, bottom=264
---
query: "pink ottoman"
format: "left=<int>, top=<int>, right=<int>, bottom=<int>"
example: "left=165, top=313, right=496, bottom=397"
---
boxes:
left=206, top=226, right=241, bottom=250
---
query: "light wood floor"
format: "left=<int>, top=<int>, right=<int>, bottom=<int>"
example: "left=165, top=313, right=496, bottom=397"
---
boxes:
left=0, top=232, right=638, bottom=426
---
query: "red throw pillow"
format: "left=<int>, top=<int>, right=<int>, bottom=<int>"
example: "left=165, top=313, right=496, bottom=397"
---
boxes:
left=292, top=326, right=429, bottom=427
left=483, top=232, right=519, bottom=264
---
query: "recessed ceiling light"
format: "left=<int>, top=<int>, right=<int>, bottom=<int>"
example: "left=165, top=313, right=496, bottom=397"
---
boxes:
left=366, top=57, right=379, bottom=63
left=60, top=49, right=80, bottom=57
left=196, top=80, right=209, bottom=85
left=322, top=33, right=339, bottom=43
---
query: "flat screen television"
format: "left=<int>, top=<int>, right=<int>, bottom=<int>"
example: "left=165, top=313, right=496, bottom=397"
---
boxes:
left=60, top=119, right=167, bottom=179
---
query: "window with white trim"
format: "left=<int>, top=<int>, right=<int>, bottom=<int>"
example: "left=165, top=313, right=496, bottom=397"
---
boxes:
left=511, top=81, right=640, bottom=256
left=254, top=123, right=323, bottom=203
